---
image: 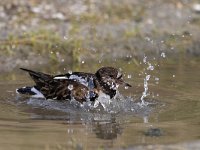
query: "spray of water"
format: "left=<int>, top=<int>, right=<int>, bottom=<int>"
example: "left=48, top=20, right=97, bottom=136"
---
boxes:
left=140, top=74, right=151, bottom=105
left=139, top=55, right=155, bottom=106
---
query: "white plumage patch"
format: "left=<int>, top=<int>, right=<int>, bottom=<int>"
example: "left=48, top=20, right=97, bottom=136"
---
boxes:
left=54, top=76, right=68, bottom=79
left=69, top=75, right=88, bottom=86
left=31, top=87, right=45, bottom=98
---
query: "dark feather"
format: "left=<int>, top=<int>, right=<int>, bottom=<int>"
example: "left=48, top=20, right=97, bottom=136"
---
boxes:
left=20, top=68, right=53, bottom=89
left=18, top=67, right=131, bottom=103
left=20, top=68, right=98, bottom=103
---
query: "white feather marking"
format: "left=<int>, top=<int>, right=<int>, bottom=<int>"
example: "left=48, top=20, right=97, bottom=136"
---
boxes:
left=54, top=76, right=68, bottom=79
left=117, top=72, right=122, bottom=78
left=69, top=75, right=88, bottom=86
left=31, top=87, right=45, bottom=98
left=16, top=89, right=19, bottom=94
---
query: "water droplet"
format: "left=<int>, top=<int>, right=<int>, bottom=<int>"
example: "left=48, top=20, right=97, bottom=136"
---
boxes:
left=81, top=60, right=85, bottom=64
left=161, top=40, right=164, bottom=43
left=143, top=56, right=147, bottom=63
left=147, top=63, right=154, bottom=70
left=50, top=51, right=53, bottom=54
left=68, top=70, right=72, bottom=74
left=127, top=74, right=132, bottom=79
left=64, top=36, right=68, bottom=40
left=145, top=37, right=151, bottom=41
left=146, top=75, right=151, bottom=81
left=155, top=77, right=159, bottom=81
left=161, top=52, right=166, bottom=58
left=173, top=75, right=175, bottom=78
left=125, top=86, right=129, bottom=90
left=61, top=59, right=65, bottom=62
left=68, top=84, right=73, bottom=91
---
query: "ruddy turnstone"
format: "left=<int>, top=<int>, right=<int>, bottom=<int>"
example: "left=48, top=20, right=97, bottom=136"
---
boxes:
left=16, top=67, right=131, bottom=103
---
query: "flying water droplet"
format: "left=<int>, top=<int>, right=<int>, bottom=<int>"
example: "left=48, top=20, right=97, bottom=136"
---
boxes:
left=68, top=70, right=72, bottom=74
left=143, top=56, right=147, bottom=64
left=127, top=74, right=132, bottom=79
left=147, top=63, right=154, bottom=71
left=64, top=36, right=68, bottom=40
left=155, top=77, right=159, bottom=84
left=125, top=86, right=129, bottom=90
left=145, top=37, right=151, bottom=41
left=161, top=52, right=166, bottom=58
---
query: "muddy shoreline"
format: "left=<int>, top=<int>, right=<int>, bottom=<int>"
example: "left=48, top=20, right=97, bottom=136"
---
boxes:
left=0, top=0, right=200, bottom=72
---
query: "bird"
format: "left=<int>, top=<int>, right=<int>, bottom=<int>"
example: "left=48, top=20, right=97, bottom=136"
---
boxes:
left=16, top=67, right=131, bottom=103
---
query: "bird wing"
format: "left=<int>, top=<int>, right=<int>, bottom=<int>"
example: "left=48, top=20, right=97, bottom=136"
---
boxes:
left=20, top=68, right=53, bottom=89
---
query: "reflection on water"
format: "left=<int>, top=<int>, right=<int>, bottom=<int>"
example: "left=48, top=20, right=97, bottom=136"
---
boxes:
left=0, top=59, right=200, bottom=150
left=94, top=118, right=122, bottom=140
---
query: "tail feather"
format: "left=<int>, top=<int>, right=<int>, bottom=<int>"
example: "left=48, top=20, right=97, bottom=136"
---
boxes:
left=20, top=68, right=53, bottom=89
left=16, top=86, right=44, bottom=98
left=16, top=86, right=36, bottom=95
left=20, top=68, right=52, bottom=80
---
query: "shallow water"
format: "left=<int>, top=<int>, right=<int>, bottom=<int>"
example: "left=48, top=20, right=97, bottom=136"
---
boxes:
left=0, top=59, right=200, bottom=150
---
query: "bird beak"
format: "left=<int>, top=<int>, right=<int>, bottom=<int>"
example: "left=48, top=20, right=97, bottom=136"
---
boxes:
left=117, top=75, right=132, bottom=87
left=124, top=82, right=132, bottom=87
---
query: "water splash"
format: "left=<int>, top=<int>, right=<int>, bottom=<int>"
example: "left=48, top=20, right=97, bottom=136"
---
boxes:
left=147, top=63, right=154, bottom=70
left=23, top=91, right=159, bottom=115
left=139, top=55, right=156, bottom=106
left=140, top=75, right=151, bottom=106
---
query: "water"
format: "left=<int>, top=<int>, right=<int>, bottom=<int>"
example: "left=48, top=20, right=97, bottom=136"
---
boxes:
left=0, top=59, right=200, bottom=150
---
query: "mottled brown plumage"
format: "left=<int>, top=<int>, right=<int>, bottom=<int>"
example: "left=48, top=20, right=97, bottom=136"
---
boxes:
left=17, top=67, right=131, bottom=103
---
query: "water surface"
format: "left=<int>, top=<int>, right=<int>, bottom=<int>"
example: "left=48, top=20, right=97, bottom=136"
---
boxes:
left=0, top=59, right=200, bottom=150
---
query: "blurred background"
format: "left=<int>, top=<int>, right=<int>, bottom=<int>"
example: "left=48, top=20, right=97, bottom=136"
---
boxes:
left=0, top=0, right=200, bottom=72
left=0, top=1, right=200, bottom=150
